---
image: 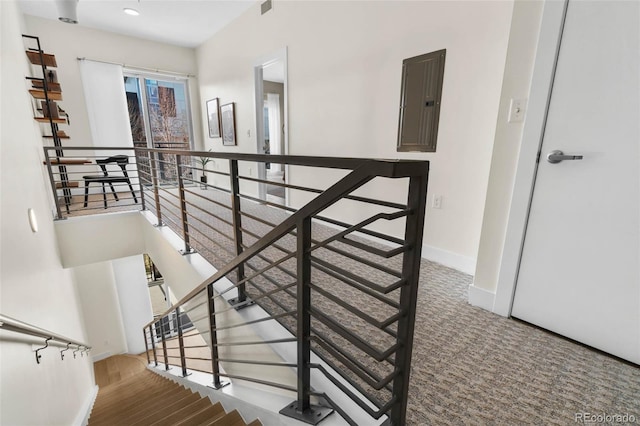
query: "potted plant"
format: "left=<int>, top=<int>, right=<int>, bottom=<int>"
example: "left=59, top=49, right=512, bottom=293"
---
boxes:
left=197, top=150, right=212, bottom=189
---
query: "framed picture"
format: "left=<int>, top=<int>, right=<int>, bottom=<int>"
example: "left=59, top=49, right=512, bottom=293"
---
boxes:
left=220, top=102, right=237, bottom=146
left=206, top=98, right=221, bottom=138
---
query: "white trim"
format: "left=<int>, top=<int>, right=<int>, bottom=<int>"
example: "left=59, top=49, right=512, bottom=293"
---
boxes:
left=468, top=285, right=496, bottom=311
left=254, top=47, right=289, bottom=203
left=421, top=243, right=476, bottom=275
left=92, top=351, right=113, bottom=363
left=493, top=0, right=568, bottom=316
left=73, top=385, right=98, bottom=426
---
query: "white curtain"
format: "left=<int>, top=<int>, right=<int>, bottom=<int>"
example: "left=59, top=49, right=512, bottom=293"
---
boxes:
left=79, top=60, right=134, bottom=153
left=266, top=93, right=281, bottom=172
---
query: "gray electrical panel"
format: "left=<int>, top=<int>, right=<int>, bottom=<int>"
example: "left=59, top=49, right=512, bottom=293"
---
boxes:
left=397, top=49, right=446, bottom=152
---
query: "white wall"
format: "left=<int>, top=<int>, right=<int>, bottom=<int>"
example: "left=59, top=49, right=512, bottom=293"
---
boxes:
left=23, top=14, right=203, bottom=156
left=74, top=262, right=128, bottom=360
left=470, top=1, right=544, bottom=307
left=112, top=255, right=154, bottom=355
left=55, top=212, right=145, bottom=267
left=196, top=1, right=514, bottom=273
left=0, top=2, right=94, bottom=424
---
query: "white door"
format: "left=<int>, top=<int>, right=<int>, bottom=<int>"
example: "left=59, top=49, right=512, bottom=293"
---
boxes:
left=512, top=0, right=640, bottom=364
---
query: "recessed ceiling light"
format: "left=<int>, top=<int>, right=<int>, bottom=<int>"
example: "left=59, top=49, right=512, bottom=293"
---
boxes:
left=123, top=8, right=140, bottom=16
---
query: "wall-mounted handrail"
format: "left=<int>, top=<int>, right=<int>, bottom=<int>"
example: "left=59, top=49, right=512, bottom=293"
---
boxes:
left=0, top=314, right=91, bottom=364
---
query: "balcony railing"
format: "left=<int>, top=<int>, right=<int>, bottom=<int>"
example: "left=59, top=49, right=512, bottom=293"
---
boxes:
left=43, top=146, right=429, bottom=425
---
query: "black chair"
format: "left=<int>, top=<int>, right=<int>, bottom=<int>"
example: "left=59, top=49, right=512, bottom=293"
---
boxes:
left=83, top=155, right=138, bottom=209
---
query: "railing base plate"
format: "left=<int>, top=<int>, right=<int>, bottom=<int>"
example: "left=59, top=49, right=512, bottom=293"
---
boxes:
left=207, top=380, right=230, bottom=390
left=228, top=297, right=256, bottom=310
left=179, top=248, right=196, bottom=255
left=279, top=401, right=334, bottom=425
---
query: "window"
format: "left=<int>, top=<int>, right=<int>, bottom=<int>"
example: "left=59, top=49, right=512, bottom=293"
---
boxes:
left=397, top=49, right=446, bottom=152
left=124, top=74, right=194, bottom=182
left=124, top=75, right=193, bottom=150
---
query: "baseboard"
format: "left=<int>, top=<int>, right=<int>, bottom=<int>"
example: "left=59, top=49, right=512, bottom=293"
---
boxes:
left=421, top=244, right=476, bottom=275
left=467, top=284, right=495, bottom=311
left=73, top=385, right=98, bottom=426
left=92, top=351, right=112, bottom=362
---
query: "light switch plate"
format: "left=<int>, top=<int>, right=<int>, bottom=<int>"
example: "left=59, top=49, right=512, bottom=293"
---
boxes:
left=508, top=98, right=526, bottom=123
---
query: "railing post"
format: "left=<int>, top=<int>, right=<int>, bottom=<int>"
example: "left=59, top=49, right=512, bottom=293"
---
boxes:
left=159, top=319, right=170, bottom=371
left=280, top=216, right=332, bottom=424
left=134, top=150, right=146, bottom=211
left=389, top=173, right=428, bottom=425
left=143, top=328, right=150, bottom=365
left=149, top=151, right=163, bottom=226
left=150, top=324, right=158, bottom=367
left=176, top=154, right=194, bottom=254
left=43, top=148, right=63, bottom=220
left=207, top=284, right=228, bottom=389
left=228, top=159, right=252, bottom=308
left=176, top=307, right=189, bottom=377
left=297, top=216, right=311, bottom=411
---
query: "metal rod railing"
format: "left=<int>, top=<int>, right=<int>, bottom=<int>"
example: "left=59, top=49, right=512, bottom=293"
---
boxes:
left=42, top=146, right=428, bottom=425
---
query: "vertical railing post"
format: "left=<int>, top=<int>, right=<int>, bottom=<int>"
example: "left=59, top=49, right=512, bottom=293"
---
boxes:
left=176, top=154, right=193, bottom=254
left=134, top=149, right=146, bottom=211
left=389, top=172, right=428, bottom=425
left=143, top=328, right=150, bottom=365
left=207, top=284, right=227, bottom=389
left=228, top=159, right=251, bottom=307
left=280, top=216, right=331, bottom=423
left=149, top=151, right=163, bottom=226
left=297, top=216, right=312, bottom=412
left=159, top=318, right=170, bottom=371
left=176, top=307, right=189, bottom=377
left=150, top=324, right=158, bottom=367
left=43, top=148, right=63, bottom=220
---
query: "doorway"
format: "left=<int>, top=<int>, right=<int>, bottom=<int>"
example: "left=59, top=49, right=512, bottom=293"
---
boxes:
left=510, top=0, right=639, bottom=363
left=254, top=48, right=288, bottom=205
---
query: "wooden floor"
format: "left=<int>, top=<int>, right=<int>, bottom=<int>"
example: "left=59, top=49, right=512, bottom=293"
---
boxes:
left=90, top=355, right=261, bottom=426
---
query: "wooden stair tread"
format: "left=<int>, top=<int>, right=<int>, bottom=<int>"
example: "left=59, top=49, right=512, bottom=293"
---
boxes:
left=150, top=397, right=212, bottom=426
left=91, top=382, right=182, bottom=417
left=89, top=355, right=262, bottom=426
left=174, top=403, right=225, bottom=426
left=128, top=392, right=200, bottom=425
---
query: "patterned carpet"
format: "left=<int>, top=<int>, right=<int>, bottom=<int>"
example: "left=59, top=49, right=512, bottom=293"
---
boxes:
left=74, top=184, right=640, bottom=424
left=406, top=262, right=640, bottom=425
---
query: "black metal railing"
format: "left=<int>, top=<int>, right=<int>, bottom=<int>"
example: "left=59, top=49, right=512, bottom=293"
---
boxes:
left=43, top=146, right=429, bottom=425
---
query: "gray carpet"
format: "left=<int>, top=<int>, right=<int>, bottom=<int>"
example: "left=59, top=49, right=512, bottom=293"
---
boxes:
left=77, top=183, right=640, bottom=424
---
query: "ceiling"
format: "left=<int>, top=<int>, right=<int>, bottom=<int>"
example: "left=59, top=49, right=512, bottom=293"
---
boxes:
left=17, top=0, right=256, bottom=48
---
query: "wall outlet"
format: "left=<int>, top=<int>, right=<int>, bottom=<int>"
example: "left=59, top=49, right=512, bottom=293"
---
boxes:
left=432, top=195, right=442, bottom=209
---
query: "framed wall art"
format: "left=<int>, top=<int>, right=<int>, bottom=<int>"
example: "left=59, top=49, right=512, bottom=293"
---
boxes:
left=206, top=98, right=221, bottom=138
left=220, top=102, right=237, bottom=146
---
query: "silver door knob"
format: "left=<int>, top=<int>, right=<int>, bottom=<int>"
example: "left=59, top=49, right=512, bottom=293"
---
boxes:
left=547, top=150, right=584, bottom=164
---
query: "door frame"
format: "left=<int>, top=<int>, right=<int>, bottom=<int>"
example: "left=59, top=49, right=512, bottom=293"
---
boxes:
left=493, top=0, right=569, bottom=316
left=253, top=47, right=289, bottom=203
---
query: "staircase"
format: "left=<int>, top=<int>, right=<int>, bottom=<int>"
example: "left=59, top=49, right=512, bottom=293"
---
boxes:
left=89, top=355, right=261, bottom=426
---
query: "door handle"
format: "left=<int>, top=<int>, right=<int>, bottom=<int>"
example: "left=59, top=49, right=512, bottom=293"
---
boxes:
left=547, top=150, right=584, bottom=164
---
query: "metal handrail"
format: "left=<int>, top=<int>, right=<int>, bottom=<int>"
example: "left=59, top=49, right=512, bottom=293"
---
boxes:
left=42, top=145, right=428, bottom=425
left=0, top=314, right=90, bottom=349
left=0, top=314, right=91, bottom=363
